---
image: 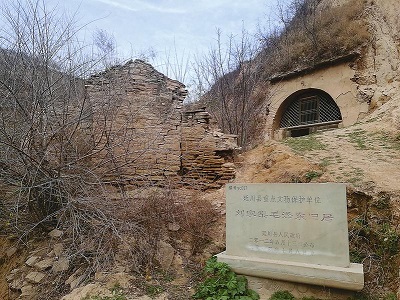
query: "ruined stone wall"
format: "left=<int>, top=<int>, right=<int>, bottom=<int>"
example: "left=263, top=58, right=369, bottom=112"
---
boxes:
left=181, top=108, right=237, bottom=189
left=86, top=60, right=237, bottom=188
left=86, top=60, right=186, bottom=184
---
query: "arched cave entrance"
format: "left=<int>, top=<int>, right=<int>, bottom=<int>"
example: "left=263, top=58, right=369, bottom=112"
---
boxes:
left=275, top=89, right=342, bottom=138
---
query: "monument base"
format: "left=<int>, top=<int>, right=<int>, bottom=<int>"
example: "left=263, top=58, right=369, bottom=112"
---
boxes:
left=245, top=275, right=357, bottom=300
left=217, top=252, right=364, bottom=291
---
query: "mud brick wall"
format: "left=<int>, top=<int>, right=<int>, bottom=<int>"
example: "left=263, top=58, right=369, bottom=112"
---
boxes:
left=86, top=60, right=237, bottom=188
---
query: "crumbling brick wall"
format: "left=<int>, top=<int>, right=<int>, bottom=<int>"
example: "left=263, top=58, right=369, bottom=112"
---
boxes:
left=86, top=60, right=237, bottom=188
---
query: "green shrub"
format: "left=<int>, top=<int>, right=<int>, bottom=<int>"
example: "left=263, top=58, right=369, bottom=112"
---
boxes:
left=269, top=290, right=295, bottom=300
left=347, top=292, right=369, bottom=300
left=305, top=170, right=322, bottom=181
left=378, top=223, right=399, bottom=256
left=383, top=293, right=397, bottom=300
left=145, top=284, right=163, bottom=297
left=193, top=257, right=259, bottom=300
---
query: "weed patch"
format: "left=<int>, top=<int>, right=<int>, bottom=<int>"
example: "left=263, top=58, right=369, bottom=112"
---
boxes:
left=145, top=284, right=164, bottom=297
left=283, top=135, right=326, bottom=153
left=319, top=158, right=332, bottom=168
left=193, top=257, right=259, bottom=300
left=83, top=285, right=127, bottom=300
left=369, top=131, right=400, bottom=151
left=347, top=129, right=368, bottom=150
left=269, top=290, right=295, bottom=300
left=347, top=191, right=399, bottom=296
left=305, top=171, right=322, bottom=181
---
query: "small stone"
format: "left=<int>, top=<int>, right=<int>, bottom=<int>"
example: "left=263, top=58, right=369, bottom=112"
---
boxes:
left=34, top=258, right=54, bottom=271
left=48, top=229, right=63, bottom=238
left=168, top=222, right=180, bottom=231
left=53, top=243, right=64, bottom=257
left=25, top=271, right=46, bottom=284
left=60, top=283, right=112, bottom=300
left=94, top=272, right=107, bottom=282
left=66, top=267, right=84, bottom=285
left=114, top=265, right=126, bottom=273
left=52, top=257, right=69, bottom=273
left=105, top=272, right=133, bottom=289
left=69, top=274, right=86, bottom=290
left=155, top=241, right=175, bottom=270
left=6, top=272, right=15, bottom=282
left=9, top=278, right=24, bottom=290
left=6, top=247, right=17, bottom=258
left=25, top=256, right=40, bottom=267
left=20, top=284, right=37, bottom=298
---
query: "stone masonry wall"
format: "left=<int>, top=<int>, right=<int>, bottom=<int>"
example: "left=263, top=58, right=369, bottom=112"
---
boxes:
left=86, top=60, right=237, bottom=188
left=181, top=108, right=237, bottom=189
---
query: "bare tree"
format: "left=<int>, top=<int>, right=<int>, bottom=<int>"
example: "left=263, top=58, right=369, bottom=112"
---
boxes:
left=153, top=41, right=191, bottom=84
left=0, top=1, right=160, bottom=289
left=0, top=0, right=97, bottom=226
left=191, top=27, right=267, bottom=147
left=0, top=1, right=139, bottom=272
left=93, top=28, right=119, bottom=69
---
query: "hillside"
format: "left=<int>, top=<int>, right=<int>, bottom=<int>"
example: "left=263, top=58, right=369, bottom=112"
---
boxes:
left=1, top=0, right=400, bottom=299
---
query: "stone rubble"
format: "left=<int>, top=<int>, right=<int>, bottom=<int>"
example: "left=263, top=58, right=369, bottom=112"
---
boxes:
left=6, top=247, right=17, bottom=258
left=4, top=60, right=238, bottom=300
left=25, top=272, right=46, bottom=284
left=5, top=239, right=71, bottom=299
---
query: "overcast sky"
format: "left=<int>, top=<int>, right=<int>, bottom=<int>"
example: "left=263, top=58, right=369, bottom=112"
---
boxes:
left=0, top=0, right=290, bottom=85
left=53, top=0, right=284, bottom=82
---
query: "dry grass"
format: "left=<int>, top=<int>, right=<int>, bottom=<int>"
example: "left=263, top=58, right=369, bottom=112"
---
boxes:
left=1, top=185, right=218, bottom=299
left=259, top=0, right=370, bottom=75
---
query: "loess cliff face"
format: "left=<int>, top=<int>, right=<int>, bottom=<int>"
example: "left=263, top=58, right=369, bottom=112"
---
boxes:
left=354, top=0, right=400, bottom=112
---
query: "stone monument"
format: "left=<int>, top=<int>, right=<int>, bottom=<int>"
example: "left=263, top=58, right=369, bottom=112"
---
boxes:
left=217, top=183, right=364, bottom=292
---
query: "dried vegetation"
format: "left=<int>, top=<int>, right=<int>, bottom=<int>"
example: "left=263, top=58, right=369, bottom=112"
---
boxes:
left=257, top=0, right=370, bottom=76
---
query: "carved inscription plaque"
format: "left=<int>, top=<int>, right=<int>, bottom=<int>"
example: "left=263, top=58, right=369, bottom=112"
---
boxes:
left=226, top=183, right=349, bottom=267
